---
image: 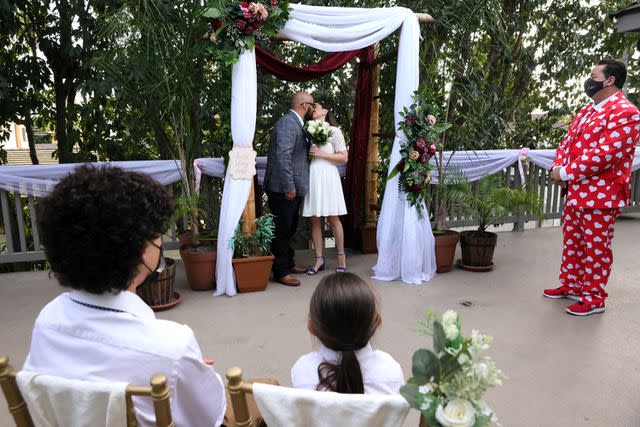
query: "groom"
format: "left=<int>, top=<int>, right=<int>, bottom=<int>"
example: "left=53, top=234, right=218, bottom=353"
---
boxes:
left=264, top=91, right=314, bottom=286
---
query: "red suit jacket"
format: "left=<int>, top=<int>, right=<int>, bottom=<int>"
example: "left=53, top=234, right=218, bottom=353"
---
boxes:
left=553, top=92, right=639, bottom=210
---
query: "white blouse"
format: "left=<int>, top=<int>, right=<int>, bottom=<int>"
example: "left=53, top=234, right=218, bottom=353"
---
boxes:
left=291, top=343, right=405, bottom=395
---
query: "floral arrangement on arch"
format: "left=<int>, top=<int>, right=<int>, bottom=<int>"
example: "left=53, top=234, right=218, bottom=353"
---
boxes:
left=388, top=95, right=451, bottom=219
left=400, top=310, right=505, bottom=427
left=205, top=0, right=290, bottom=65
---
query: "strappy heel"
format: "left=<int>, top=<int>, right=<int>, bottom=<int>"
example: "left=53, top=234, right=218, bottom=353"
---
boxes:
left=336, top=253, right=347, bottom=272
left=307, top=257, right=325, bottom=275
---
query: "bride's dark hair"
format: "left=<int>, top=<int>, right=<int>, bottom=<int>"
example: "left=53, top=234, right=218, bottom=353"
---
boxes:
left=316, top=101, right=339, bottom=127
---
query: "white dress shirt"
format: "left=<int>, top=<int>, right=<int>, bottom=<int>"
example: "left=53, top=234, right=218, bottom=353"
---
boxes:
left=23, top=289, right=226, bottom=427
left=291, top=343, right=405, bottom=395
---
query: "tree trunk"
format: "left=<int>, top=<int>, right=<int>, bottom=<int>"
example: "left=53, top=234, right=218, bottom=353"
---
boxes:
left=53, top=79, right=71, bottom=163
left=24, top=115, right=39, bottom=165
left=149, top=100, right=173, bottom=160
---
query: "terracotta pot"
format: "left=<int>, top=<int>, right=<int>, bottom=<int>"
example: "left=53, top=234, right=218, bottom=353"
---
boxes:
left=419, top=415, right=429, bottom=427
left=459, top=230, right=497, bottom=267
left=136, top=258, right=176, bottom=306
left=179, top=245, right=216, bottom=291
left=434, top=230, right=459, bottom=273
left=177, top=230, right=194, bottom=246
left=360, top=224, right=378, bottom=254
left=232, top=254, right=274, bottom=293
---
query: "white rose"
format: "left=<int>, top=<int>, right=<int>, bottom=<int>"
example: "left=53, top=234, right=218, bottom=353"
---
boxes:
left=442, top=310, right=458, bottom=325
left=444, top=323, right=459, bottom=340
left=435, top=399, right=476, bottom=427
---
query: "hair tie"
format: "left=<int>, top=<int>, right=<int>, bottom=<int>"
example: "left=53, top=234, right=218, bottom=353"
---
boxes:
left=336, top=344, right=360, bottom=352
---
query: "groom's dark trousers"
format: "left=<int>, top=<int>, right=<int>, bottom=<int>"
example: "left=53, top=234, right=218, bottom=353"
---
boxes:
left=267, top=192, right=302, bottom=279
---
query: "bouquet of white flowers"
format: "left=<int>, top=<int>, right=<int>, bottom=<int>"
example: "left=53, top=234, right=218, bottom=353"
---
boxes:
left=304, top=120, right=333, bottom=146
left=401, top=310, right=505, bottom=427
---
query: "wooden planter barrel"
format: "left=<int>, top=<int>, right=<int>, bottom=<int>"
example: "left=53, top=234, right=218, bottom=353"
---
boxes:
left=136, top=257, right=177, bottom=306
left=459, top=230, right=497, bottom=267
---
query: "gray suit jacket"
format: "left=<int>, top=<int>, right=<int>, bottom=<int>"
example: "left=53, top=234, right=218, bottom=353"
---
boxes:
left=264, top=110, right=311, bottom=196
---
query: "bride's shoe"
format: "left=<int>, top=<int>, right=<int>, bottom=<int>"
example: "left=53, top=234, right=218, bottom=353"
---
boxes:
left=307, top=257, right=325, bottom=275
left=336, top=253, right=347, bottom=272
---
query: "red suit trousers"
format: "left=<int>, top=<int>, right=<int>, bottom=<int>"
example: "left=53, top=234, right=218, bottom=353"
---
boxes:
left=559, top=206, right=620, bottom=303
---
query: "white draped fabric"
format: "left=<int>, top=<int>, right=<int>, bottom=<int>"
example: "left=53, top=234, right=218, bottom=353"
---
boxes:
left=214, top=50, right=257, bottom=297
left=0, top=160, right=183, bottom=197
left=217, top=3, right=430, bottom=293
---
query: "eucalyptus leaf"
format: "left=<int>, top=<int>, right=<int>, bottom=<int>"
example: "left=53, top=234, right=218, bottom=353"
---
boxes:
left=399, top=383, right=420, bottom=409
left=412, top=349, right=440, bottom=384
left=433, top=320, right=446, bottom=354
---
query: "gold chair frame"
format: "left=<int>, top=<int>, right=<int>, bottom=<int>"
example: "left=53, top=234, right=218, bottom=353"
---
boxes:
left=0, top=356, right=174, bottom=427
left=226, top=367, right=257, bottom=427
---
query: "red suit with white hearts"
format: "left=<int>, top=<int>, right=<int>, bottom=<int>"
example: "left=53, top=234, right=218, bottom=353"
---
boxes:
left=553, top=91, right=639, bottom=306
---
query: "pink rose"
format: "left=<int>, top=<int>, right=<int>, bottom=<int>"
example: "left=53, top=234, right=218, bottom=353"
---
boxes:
left=409, top=151, right=420, bottom=160
left=271, top=0, right=279, bottom=5
left=428, top=143, right=437, bottom=155
left=249, top=2, right=269, bottom=21
left=427, top=115, right=436, bottom=125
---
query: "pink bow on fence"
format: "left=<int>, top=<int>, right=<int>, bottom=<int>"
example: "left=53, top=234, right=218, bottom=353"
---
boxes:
left=518, top=147, right=530, bottom=189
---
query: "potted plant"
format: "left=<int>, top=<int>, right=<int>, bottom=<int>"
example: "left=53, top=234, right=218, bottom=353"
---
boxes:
left=170, top=193, right=218, bottom=291
left=228, top=214, right=275, bottom=293
left=450, top=175, right=543, bottom=271
left=401, top=310, right=505, bottom=427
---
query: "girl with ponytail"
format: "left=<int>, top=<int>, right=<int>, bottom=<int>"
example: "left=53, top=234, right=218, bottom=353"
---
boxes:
left=291, top=272, right=404, bottom=395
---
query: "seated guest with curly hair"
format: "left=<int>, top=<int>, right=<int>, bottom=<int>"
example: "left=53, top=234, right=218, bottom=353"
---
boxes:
left=23, top=166, right=226, bottom=426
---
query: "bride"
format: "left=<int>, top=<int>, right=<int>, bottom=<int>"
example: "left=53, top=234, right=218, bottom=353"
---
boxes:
left=302, top=101, right=348, bottom=274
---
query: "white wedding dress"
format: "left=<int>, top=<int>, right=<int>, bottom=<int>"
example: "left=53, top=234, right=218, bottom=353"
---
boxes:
left=302, top=126, right=348, bottom=217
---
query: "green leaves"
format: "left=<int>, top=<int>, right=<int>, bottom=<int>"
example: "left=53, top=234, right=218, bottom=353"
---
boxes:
left=203, top=7, right=222, bottom=19
left=412, top=349, right=440, bottom=384
left=433, top=321, right=447, bottom=354
left=399, top=383, right=420, bottom=409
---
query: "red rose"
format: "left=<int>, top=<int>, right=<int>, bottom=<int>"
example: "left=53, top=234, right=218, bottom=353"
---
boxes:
left=397, top=159, right=405, bottom=171
left=235, top=18, right=247, bottom=30
left=411, top=184, right=422, bottom=193
left=404, top=118, right=410, bottom=126
left=410, top=116, right=417, bottom=125
left=271, top=0, right=279, bottom=5
left=210, top=19, right=222, bottom=31
left=428, top=143, right=437, bottom=155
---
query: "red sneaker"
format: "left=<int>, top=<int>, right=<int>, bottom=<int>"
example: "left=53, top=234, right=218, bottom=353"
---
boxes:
left=543, top=286, right=581, bottom=301
left=565, top=300, right=605, bottom=316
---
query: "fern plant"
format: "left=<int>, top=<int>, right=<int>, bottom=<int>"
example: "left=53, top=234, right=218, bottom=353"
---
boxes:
left=448, top=175, right=544, bottom=233
left=228, top=214, right=275, bottom=257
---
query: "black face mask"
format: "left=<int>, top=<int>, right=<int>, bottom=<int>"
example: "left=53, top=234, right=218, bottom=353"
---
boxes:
left=138, top=241, right=165, bottom=289
left=584, top=78, right=605, bottom=98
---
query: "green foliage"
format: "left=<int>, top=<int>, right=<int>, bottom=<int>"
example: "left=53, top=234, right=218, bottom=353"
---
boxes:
left=228, top=214, right=275, bottom=257
left=403, top=309, right=504, bottom=426
left=448, top=175, right=544, bottom=232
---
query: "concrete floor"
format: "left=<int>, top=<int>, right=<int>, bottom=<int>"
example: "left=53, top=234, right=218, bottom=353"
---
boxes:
left=1, top=216, right=640, bottom=427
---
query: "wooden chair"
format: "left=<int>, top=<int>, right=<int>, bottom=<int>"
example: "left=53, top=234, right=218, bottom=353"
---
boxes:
left=226, top=367, right=410, bottom=427
left=0, top=355, right=174, bottom=427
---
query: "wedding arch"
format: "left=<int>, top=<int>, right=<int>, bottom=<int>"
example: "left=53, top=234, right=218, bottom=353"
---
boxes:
left=215, top=3, right=435, bottom=296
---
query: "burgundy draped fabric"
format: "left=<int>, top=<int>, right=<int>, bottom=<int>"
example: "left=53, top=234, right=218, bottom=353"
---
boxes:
left=256, top=44, right=375, bottom=249
left=256, top=45, right=366, bottom=82
left=343, top=47, right=374, bottom=249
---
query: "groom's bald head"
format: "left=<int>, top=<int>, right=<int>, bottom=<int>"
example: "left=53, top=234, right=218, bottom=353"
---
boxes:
left=291, top=91, right=313, bottom=109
